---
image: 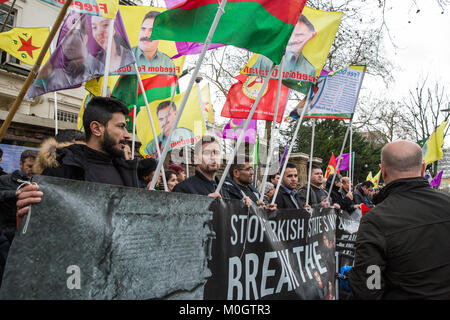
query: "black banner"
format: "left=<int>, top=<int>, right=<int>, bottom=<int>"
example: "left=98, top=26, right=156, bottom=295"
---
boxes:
left=205, top=201, right=337, bottom=300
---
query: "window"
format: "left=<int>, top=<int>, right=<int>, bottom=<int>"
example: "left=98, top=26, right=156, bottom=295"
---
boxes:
left=57, top=110, right=78, bottom=124
left=0, top=4, right=20, bottom=65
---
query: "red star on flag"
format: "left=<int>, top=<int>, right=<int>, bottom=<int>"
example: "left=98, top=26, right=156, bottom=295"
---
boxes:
left=17, top=36, right=39, bottom=58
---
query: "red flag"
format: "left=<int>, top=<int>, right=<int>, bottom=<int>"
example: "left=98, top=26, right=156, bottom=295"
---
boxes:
left=325, top=153, right=340, bottom=179
left=220, top=74, right=289, bottom=123
left=360, top=203, right=371, bottom=215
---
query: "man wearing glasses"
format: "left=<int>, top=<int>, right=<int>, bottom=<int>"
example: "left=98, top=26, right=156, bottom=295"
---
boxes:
left=224, top=155, right=260, bottom=203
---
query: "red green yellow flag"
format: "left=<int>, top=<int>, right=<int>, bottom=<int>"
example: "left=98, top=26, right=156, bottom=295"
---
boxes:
left=0, top=27, right=50, bottom=65
left=151, top=0, right=308, bottom=65
left=325, top=153, right=339, bottom=179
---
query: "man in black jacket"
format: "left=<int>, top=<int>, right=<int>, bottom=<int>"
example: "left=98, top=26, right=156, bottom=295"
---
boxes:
left=223, top=155, right=260, bottom=203
left=353, top=180, right=374, bottom=208
left=296, top=164, right=333, bottom=209
left=348, top=140, right=450, bottom=299
left=0, top=148, right=7, bottom=176
left=173, top=136, right=228, bottom=198
left=16, top=96, right=139, bottom=218
left=0, top=150, right=37, bottom=244
left=272, top=162, right=302, bottom=209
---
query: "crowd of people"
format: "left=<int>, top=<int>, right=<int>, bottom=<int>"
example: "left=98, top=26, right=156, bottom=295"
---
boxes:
left=1, top=96, right=449, bottom=299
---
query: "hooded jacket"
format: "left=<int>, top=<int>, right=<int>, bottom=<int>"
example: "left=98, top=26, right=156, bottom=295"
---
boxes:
left=348, top=177, right=450, bottom=299
left=39, top=143, right=139, bottom=188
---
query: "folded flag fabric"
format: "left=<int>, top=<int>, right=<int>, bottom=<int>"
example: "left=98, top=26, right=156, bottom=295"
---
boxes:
left=220, top=74, right=289, bottom=123
left=372, top=170, right=381, bottom=188
left=430, top=170, right=443, bottom=187
left=0, top=27, right=50, bottom=66
left=221, top=118, right=257, bottom=144
left=151, top=0, right=308, bottom=65
left=422, top=121, right=448, bottom=164
left=336, top=153, right=350, bottom=171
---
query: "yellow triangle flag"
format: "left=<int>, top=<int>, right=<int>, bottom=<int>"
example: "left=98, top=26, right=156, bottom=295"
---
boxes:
left=372, top=170, right=381, bottom=188
left=0, top=27, right=50, bottom=66
left=423, top=121, right=448, bottom=164
left=200, top=83, right=214, bottom=124
left=366, top=171, right=372, bottom=182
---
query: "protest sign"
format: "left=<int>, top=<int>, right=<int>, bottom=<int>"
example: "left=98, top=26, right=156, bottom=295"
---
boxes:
left=204, top=202, right=337, bottom=300
left=240, top=6, right=342, bottom=93
left=0, top=176, right=215, bottom=299
left=114, top=6, right=185, bottom=76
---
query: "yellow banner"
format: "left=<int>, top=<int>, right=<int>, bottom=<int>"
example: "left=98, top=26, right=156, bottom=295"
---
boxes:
left=0, top=27, right=50, bottom=66
left=241, top=6, right=342, bottom=91
left=136, top=84, right=207, bottom=158
left=114, top=6, right=185, bottom=77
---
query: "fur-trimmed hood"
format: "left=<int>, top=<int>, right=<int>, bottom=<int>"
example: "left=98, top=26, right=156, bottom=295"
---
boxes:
left=33, top=137, right=74, bottom=175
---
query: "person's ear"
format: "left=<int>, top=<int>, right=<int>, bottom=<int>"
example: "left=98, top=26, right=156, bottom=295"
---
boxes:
left=90, top=121, right=104, bottom=138
left=420, top=161, right=426, bottom=176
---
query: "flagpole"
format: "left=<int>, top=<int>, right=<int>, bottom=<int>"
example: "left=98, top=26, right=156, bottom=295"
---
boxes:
left=185, top=145, right=189, bottom=178
left=49, top=24, right=58, bottom=136
left=349, top=124, right=353, bottom=188
left=271, top=87, right=313, bottom=205
left=131, top=105, right=136, bottom=160
left=102, top=19, right=115, bottom=96
left=305, top=119, right=316, bottom=206
left=150, top=0, right=228, bottom=190
left=133, top=63, right=168, bottom=191
left=326, top=120, right=352, bottom=203
left=258, top=56, right=285, bottom=200
left=0, top=0, right=17, bottom=33
left=215, top=64, right=276, bottom=194
left=0, top=0, right=73, bottom=142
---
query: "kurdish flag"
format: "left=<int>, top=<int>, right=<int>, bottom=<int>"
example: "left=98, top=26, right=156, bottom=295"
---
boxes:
left=0, top=28, right=50, bottom=66
left=151, top=0, right=308, bottom=65
left=372, top=170, right=381, bottom=188
left=325, top=153, right=339, bottom=179
left=422, top=121, right=448, bottom=164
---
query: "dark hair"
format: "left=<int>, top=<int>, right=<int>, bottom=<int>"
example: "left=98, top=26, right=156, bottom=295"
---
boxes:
left=326, top=173, right=341, bottom=189
left=268, top=172, right=280, bottom=181
left=156, top=100, right=176, bottom=115
left=165, top=169, right=177, bottom=182
left=20, top=150, right=38, bottom=163
left=0, top=147, right=3, bottom=158
left=361, top=180, right=374, bottom=188
left=55, top=129, right=86, bottom=143
left=230, top=155, right=252, bottom=178
left=142, top=10, right=160, bottom=24
left=83, top=96, right=128, bottom=140
left=194, top=135, right=219, bottom=156
left=298, top=15, right=315, bottom=32
left=286, top=162, right=297, bottom=169
left=137, top=158, right=157, bottom=180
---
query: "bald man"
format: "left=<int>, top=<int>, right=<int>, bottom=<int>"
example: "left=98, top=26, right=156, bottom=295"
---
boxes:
left=348, top=140, right=450, bottom=299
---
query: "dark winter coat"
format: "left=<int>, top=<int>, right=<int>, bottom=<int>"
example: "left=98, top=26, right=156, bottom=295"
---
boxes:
left=0, top=230, right=9, bottom=288
left=353, top=185, right=374, bottom=207
left=348, top=177, right=450, bottom=299
left=173, top=170, right=229, bottom=198
left=223, top=175, right=260, bottom=202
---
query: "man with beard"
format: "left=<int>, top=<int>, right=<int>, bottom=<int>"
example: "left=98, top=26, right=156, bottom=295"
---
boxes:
left=173, top=136, right=228, bottom=198
left=16, top=97, right=139, bottom=218
left=223, top=155, right=260, bottom=203
left=132, top=10, right=175, bottom=73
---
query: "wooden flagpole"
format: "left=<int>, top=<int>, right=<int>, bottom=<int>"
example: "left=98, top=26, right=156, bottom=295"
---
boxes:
left=0, top=0, right=74, bottom=142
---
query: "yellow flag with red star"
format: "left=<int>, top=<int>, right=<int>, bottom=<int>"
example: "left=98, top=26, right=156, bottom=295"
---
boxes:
left=0, top=27, right=50, bottom=66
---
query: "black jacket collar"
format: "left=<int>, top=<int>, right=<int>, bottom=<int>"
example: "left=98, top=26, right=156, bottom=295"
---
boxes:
left=373, top=177, right=430, bottom=205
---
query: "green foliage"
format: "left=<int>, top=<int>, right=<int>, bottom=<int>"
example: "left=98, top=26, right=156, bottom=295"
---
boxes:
left=280, top=118, right=382, bottom=183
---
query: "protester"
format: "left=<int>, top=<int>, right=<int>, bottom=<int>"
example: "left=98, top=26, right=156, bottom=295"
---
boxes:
left=223, top=155, right=260, bottom=203
left=348, top=140, right=450, bottom=299
left=137, top=158, right=158, bottom=188
left=341, top=176, right=352, bottom=193
left=296, top=164, right=332, bottom=208
left=268, top=172, right=280, bottom=188
left=169, top=163, right=186, bottom=182
left=173, top=136, right=228, bottom=198
left=0, top=150, right=37, bottom=244
left=263, top=182, right=275, bottom=204
left=353, top=180, right=374, bottom=208
left=271, top=162, right=303, bottom=209
left=0, top=148, right=7, bottom=176
left=165, top=170, right=178, bottom=191
left=16, top=97, right=139, bottom=218
left=326, top=174, right=358, bottom=213
left=33, top=129, right=86, bottom=175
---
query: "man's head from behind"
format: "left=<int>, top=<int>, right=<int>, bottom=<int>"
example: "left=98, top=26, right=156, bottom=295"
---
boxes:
left=157, top=100, right=177, bottom=137
left=55, top=129, right=86, bottom=144
left=282, top=162, right=298, bottom=190
left=83, top=96, right=130, bottom=158
left=139, top=11, right=160, bottom=56
left=194, top=136, right=222, bottom=176
left=20, top=150, right=38, bottom=179
left=230, top=155, right=254, bottom=187
left=286, top=15, right=317, bottom=55
left=380, top=140, right=425, bottom=185
left=138, top=157, right=157, bottom=184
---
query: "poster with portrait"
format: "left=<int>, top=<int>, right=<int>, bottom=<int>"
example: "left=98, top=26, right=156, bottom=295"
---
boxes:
left=135, top=84, right=210, bottom=159
left=113, top=6, right=185, bottom=76
left=240, top=6, right=342, bottom=93
left=25, top=11, right=135, bottom=99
